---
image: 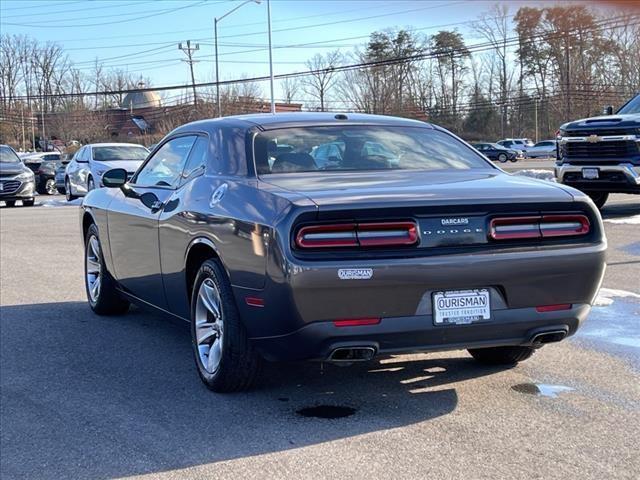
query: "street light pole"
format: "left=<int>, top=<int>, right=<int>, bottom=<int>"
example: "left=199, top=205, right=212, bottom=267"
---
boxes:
left=267, top=0, right=275, bottom=114
left=214, top=0, right=261, bottom=118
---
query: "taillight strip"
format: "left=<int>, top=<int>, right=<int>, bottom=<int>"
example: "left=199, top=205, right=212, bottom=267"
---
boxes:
left=489, top=214, right=590, bottom=241
left=296, top=221, right=418, bottom=249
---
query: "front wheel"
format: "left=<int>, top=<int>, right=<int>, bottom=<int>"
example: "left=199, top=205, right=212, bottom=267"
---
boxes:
left=586, top=191, right=608, bottom=209
left=65, top=178, right=77, bottom=201
left=497, top=153, right=508, bottom=163
left=191, top=259, right=261, bottom=392
left=85, top=224, right=130, bottom=315
left=468, top=346, right=535, bottom=366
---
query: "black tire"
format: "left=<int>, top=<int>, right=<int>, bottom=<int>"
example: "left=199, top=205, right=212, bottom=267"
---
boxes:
left=468, top=346, right=535, bottom=366
left=57, top=187, right=66, bottom=195
left=84, top=223, right=130, bottom=315
left=190, top=259, right=261, bottom=392
left=586, top=191, right=608, bottom=209
left=4, top=200, right=16, bottom=208
left=509, top=156, right=518, bottom=163
left=65, top=178, right=76, bottom=201
left=22, top=199, right=35, bottom=207
left=497, top=153, right=508, bottom=163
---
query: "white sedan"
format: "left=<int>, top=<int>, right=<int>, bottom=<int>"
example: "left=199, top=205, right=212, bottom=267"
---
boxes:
left=64, top=143, right=149, bottom=201
left=526, top=140, right=558, bottom=158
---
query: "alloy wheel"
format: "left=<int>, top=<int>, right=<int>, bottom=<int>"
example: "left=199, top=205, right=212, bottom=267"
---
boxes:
left=45, top=178, right=57, bottom=195
left=86, top=235, right=102, bottom=302
left=195, top=278, right=225, bottom=374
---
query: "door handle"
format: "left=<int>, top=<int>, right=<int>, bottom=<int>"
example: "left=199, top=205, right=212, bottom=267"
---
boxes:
left=150, top=200, right=164, bottom=212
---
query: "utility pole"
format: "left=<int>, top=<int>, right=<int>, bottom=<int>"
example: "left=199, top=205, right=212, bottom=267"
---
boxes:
left=534, top=97, right=539, bottom=143
left=565, top=30, right=571, bottom=121
left=40, top=95, right=46, bottom=152
left=267, top=0, right=275, bottom=114
left=179, top=40, right=200, bottom=107
left=20, top=105, right=26, bottom=151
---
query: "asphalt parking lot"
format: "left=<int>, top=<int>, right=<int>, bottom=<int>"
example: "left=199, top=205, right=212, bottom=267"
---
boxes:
left=1, top=193, right=639, bottom=480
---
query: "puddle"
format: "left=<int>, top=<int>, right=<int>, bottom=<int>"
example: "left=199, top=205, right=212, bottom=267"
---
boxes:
left=512, top=383, right=574, bottom=398
left=296, top=405, right=356, bottom=419
left=577, top=289, right=640, bottom=368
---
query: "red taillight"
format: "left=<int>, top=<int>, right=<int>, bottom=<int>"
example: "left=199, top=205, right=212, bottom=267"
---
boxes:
left=333, top=317, right=381, bottom=327
left=489, top=214, right=590, bottom=241
left=245, top=296, right=265, bottom=308
left=296, top=221, right=418, bottom=249
left=539, top=215, right=590, bottom=238
left=489, top=216, right=541, bottom=240
left=536, top=304, right=572, bottom=312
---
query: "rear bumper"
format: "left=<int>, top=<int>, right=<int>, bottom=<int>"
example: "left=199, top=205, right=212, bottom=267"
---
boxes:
left=251, top=304, right=590, bottom=361
left=236, top=240, right=606, bottom=361
left=556, top=163, right=640, bottom=193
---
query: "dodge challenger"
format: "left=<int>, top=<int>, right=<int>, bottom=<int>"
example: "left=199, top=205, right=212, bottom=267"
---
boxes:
left=80, top=113, right=607, bottom=392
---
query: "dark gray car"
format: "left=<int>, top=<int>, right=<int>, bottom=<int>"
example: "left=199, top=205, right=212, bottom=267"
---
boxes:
left=80, top=113, right=606, bottom=392
left=1, top=145, right=36, bottom=207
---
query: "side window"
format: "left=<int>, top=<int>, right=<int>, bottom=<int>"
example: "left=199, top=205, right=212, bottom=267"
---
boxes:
left=134, top=136, right=196, bottom=188
left=180, top=136, right=209, bottom=186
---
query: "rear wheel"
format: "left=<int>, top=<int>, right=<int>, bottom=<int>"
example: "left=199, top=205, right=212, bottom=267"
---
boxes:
left=85, top=224, right=130, bottom=315
left=497, top=153, right=508, bottom=163
left=468, top=346, right=535, bottom=366
left=586, top=191, right=608, bottom=209
left=190, top=259, right=261, bottom=392
left=509, top=156, right=518, bottom=163
left=22, top=199, right=35, bottom=207
left=65, top=178, right=76, bottom=201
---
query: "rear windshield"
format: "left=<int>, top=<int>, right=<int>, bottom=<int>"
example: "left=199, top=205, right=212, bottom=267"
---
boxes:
left=0, top=146, right=20, bottom=163
left=92, top=146, right=148, bottom=161
left=254, top=126, right=490, bottom=174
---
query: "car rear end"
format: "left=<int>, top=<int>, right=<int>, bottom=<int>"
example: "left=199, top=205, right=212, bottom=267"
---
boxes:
left=234, top=121, right=607, bottom=362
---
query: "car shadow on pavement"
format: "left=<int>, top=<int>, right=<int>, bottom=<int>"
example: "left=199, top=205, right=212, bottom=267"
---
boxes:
left=1, top=302, right=505, bottom=479
left=600, top=200, right=640, bottom=220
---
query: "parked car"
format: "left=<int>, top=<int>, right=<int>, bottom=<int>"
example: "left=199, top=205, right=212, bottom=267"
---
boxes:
left=0, top=145, right=36, bottom=207
left=80, top=113, right=606, bottom=392
left=22, top=151, right=63, bottom=195
left=65, top=143, right=149, bottom=201
left=471, top=142, right=519, bottom=162
left=497, top=138, right=534, bottom=152
left=555, top=93, right=640, bottom=209
left=54, top=153, right=73, bottom=194
left=526, top=140, right=558, bottom=158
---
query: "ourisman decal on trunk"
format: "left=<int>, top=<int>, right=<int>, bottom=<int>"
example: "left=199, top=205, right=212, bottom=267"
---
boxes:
left=338, top=268, right=373, bottom=280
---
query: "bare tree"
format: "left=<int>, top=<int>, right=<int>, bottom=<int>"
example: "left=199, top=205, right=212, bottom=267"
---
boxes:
left=302, top=50, right=342, bottom=111
left=281, top=76, right=300, bottom=104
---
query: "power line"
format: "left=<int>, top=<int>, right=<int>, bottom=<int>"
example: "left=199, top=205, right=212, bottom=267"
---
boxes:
left=0, top=0, right=157, bottom=19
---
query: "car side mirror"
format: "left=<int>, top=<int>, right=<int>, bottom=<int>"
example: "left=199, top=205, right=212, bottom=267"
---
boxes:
left=603, top=105, right=614, bottom=115
left=102, top=168, right=128, bottom=188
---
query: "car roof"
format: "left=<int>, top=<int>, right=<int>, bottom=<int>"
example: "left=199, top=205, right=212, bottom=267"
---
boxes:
left=86, top=143, right=148, bottom=148
left=172, top=112, right=432, bottom=134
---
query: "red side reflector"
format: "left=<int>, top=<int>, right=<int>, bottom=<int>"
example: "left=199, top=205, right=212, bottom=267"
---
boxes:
left=245, top=296, right=265, bottom=307
left=535, top=304, right=572, bottom=312
left=333, top=317, right=381, bottom=327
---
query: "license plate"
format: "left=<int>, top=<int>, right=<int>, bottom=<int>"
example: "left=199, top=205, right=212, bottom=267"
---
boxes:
left=582, top=168, right=599, bottom=180
left=433, top=289, right=491, bottom=325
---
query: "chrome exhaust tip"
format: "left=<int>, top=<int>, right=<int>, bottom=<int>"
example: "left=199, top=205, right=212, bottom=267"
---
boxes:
left=328, top=347, right=376, bottom=362
left=531, top=330, right=567, bottom=346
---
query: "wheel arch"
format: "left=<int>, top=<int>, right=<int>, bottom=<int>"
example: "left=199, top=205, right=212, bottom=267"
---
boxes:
left=82, top=210, right=97, bottom=241
left=184, top=237, right=229, bottom=303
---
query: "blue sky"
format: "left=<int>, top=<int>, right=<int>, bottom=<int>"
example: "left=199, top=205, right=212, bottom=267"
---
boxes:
left=0, top=0, right=613, bottom=102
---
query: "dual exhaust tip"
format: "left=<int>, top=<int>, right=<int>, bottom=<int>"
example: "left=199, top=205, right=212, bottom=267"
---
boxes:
left=327, top=329, right=568, bottom=362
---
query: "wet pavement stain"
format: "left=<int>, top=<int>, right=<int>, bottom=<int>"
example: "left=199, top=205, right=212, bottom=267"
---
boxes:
left=620, top=241, right=640, bottom=256
left=577, top=292, right=640, bottom=369
left=512, top=383, right=574, bottom=398
left=296, top=405, right=357, bottom=419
